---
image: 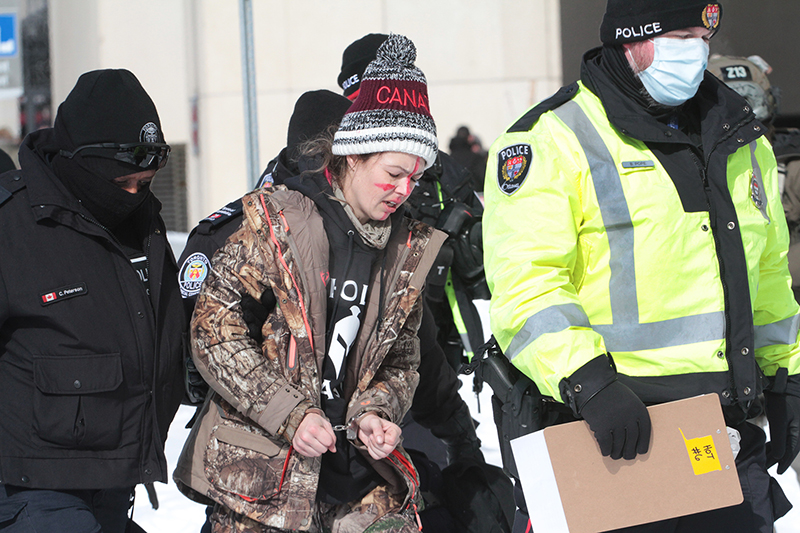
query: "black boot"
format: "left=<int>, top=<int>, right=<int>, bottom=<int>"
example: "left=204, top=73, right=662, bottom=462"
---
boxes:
left=431, top=401, right=485, bottom=465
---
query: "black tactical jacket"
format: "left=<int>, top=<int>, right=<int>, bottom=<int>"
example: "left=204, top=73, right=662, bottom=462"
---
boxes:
left=0, top=129, right=185, bottom=489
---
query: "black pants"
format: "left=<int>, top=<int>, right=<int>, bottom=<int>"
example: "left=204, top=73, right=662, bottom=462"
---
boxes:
left=513, top=421, right=790, bottom=533
left=0, top=484, right=134, bottom=533
left=409, top=299, right=467, bottom=430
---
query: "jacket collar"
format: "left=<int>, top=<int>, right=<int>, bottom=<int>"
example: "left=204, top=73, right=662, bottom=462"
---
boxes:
left=580, top=47, right=758, bottom=150
left=18, top=128, right=83, bottom=214
left=284, top=170, right=406, bottom=250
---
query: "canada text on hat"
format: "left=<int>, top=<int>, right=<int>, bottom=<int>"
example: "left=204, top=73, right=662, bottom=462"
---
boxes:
left=332, top=34, right=438, bottom=169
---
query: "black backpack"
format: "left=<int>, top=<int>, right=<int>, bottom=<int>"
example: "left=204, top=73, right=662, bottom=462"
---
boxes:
left=441, top=457, right=515, bottom=533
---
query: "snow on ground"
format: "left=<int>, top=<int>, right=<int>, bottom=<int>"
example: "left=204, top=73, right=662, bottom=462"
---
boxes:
left=132, top=382, right=800, bottom=532
left=140, top=235, right=800, bottom=531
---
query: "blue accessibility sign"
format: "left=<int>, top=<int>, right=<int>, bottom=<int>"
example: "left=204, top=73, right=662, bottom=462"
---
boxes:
left=0, top=14, right=17, bottom=57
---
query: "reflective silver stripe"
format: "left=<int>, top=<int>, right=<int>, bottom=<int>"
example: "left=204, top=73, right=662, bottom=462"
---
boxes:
left=594, top=312, right=724, bottom=353
left=749, top=141, right=770, bottom=223
left=755, top=314, right=800, bottom=349
left=458, top=331, right=474, bottom=357
left=546, top=99, right=724, bottom=351
left=554, top=101, right=639, bottom=325
left=506, top=303, right=590, bottom=360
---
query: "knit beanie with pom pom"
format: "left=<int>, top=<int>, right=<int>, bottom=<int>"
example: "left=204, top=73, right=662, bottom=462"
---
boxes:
left=332, top=33, right=438, bottom=169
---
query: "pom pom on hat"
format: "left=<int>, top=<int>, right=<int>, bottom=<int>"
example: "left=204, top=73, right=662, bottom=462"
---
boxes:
left=332, top=34, right=438, bottom=169
left=376, top=33, right=416, bottom=66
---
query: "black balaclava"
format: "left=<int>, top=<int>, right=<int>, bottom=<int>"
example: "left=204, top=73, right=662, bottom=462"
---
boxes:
left=51, top=155, right=150, bottom=230
left=51, top=69, right=166, bottom=229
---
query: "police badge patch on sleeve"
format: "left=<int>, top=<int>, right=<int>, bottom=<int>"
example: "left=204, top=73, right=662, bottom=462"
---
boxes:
left=497, top=143, right=532, bottom=196
left=179, top=252, right=211, bottom=298
left=751, top=176, right=770, bottom=223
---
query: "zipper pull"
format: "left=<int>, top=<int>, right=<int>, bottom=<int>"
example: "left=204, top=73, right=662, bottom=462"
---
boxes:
left=412, top=501, right=423, bottom=531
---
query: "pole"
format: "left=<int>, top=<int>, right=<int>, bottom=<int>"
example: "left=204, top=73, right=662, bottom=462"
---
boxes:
left=238, top=0, right=259, bottom=188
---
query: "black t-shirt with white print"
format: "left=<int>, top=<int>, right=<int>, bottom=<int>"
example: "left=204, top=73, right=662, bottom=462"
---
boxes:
left=284, top=172, right=401, bottom=505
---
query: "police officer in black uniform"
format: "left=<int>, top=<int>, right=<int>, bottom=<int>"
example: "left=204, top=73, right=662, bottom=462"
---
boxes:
left=0, top=69, right=184, bottom=533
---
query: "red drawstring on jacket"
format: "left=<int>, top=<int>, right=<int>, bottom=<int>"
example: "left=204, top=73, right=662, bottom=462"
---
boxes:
left=236, top=446, right=294, bottom=502
left=259, top=194, right=314, bottom=352
left=388, top=450, right=422, bottom=530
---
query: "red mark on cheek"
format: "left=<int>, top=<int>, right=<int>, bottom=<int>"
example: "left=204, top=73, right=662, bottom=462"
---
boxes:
left=376, top=183, right=395, bottom=192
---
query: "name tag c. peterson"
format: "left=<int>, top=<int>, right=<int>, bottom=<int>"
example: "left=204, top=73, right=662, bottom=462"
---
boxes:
left=40, top=283, right=88, bottom=306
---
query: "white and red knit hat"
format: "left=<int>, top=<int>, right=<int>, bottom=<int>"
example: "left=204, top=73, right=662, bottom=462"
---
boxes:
left=332, top=34, right=438, bottom=169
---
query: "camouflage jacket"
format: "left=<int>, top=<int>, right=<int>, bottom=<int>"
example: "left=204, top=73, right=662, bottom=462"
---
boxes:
left=174, top=185, right=446, bottom=530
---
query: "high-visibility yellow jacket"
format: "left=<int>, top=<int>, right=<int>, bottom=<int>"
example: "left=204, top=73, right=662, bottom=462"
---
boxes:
left=484, top=63, right=800, bottom=416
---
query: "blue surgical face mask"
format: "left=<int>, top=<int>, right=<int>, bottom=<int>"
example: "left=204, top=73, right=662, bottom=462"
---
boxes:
left=636, top=37, right=710, bottom=107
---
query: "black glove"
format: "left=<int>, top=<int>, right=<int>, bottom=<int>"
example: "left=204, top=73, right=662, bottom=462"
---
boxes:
left=184, top=353, right=209, bottom=406
left=765, top=368, right=800, bottom=474
left=560, top=355, right=651, bottom=460
left=580, top=380, right=651, bottom=460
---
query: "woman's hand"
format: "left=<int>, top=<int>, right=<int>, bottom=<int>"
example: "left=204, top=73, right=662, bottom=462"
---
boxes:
left=292, top=412, right=336, bottom=457
left=357, top=413, right=401, bottom=460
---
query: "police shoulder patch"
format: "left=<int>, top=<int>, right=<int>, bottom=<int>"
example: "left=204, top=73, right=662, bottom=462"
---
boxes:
left=497, top=144, right=532, bottom=196
left=179, top=252, right=211, bottom=298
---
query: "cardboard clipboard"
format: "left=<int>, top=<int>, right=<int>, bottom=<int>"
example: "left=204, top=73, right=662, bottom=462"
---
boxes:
left=511, top=394, right=743, bottom=533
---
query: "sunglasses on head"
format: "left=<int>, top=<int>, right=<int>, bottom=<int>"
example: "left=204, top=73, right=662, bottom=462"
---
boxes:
left=59, top=142, right=171, bottom=170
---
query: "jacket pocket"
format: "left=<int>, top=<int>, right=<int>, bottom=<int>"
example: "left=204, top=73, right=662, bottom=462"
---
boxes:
left=33, top=353, right=124, bottom=450
left=204, top=411, right=292, bottom=501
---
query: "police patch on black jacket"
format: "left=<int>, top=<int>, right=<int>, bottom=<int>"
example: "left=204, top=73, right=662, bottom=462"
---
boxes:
left=179, top=252, right=210, bottom=298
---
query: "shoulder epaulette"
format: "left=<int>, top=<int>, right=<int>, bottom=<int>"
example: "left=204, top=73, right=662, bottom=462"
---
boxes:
left=195, top=198, right=244, bottom=236
left=507, top=82, right=580, bottom=133
left=0, top=171, right=24, bottom=208
left=200, top=199, right=243, bottom=226
left=0, top=185, right=10, bottom=207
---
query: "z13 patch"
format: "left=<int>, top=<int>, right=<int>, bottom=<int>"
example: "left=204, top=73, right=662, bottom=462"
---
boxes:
left=179, top=252, right=210, bottom=298
left=497, top=143, right=532, bottom=196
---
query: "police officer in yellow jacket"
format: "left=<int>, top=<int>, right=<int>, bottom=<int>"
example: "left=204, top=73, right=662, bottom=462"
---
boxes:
left=484, top=1, right=800, bottom=531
